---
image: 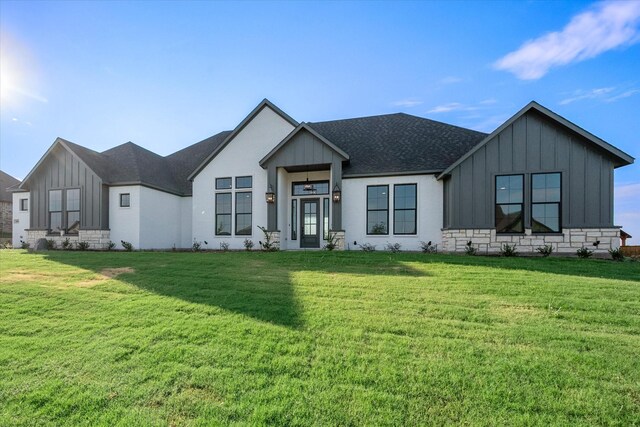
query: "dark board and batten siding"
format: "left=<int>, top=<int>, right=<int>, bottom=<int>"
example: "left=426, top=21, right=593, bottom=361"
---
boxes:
left=28, top=144, right=108, bottom=230
left=444, top=110, right=615, bottom=229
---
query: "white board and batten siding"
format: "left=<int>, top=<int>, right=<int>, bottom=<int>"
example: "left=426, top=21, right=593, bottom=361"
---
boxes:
left=342, top=174, right=443, bottom=251
left=191, top=105, right=296, bottom=250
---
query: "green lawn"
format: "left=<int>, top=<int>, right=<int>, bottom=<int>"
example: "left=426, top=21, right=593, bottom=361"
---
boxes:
left=1, top=250, right=639, bottom=426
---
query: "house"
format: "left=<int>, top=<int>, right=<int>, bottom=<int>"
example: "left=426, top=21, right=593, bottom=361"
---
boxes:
left=11, top=99, right=634, bottom=253
left=620, top=230, right=632, bottom=247
left=1, top=170, right=21, bottom=243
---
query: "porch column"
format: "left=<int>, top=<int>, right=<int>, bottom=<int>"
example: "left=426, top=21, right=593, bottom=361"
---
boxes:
left=331, top=160, right=343, bottom=230
left=267, top=165, right=278, bottom=231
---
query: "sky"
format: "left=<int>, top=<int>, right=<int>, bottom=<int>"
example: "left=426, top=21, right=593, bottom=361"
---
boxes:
left=1, top=0, right=639, bottom=241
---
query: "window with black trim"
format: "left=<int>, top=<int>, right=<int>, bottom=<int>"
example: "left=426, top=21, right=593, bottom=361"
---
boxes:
left=291, top=200, right=297, bottom=240
left=394, top=184, right=417, bottom=234
left=120, top=193, right=130, bottom=207
left=49, top=190, right=62, bottom=232
left=367, top=185, right=388, bottom=234
left=532, top=172, right=561, bottom=233
left=235, top=192, right=252, bottom=235
left=215, top=177, right=232, bottom=190
left=495, top=175, right=524, bottom=233
left=323, top=198, right=330, bottom=239
left=66, top=189, right=80, bottom=234
left=20, top=198, right=28, bottom=211
left=215, top=193, right=231, bottom=235
left=236, top=176, right=252, bottom=189
left=292, top=180, right=329, bottom=196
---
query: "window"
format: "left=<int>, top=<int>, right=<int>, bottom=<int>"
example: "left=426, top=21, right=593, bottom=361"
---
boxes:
left=215, top=193, right=232, bottom=235
left=120, top=193, right=130, bottom=207
left=291, top=200, right=297, bottom=240
left=235, top=192, right=252, bottom=235
left=66, top=189, right=80, bottom=234
left=394, top=184, right=417, bottom=234
left=367, top=185, right=388, bottom=234
left=236, top=176, right=252, bottom=189
left=20, top=198, right=28, bottom=211
left=495, top=175, right=524, bottom=233
left=292, top=180, right=329, bottom=196
left=323, top=198, right=330, bottom=239
left=532, top=173, right=561, bottom=233
left=49, top=190, right=62, bottom=232
left=216, top=177, right=232, bottom=190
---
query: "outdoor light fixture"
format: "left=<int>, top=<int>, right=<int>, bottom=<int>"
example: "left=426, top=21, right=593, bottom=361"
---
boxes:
left=265, top=185, right=275, bottom=204
left=332, top=184, right=342, bottom=203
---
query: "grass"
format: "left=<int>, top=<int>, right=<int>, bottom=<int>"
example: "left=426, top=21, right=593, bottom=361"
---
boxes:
left=1, top=250, right=639, bottom=426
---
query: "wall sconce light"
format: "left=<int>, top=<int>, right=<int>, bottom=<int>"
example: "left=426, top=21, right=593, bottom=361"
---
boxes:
left=332, top=184, right=342, bottom=203
left=265, top=184, right=276, bottom=204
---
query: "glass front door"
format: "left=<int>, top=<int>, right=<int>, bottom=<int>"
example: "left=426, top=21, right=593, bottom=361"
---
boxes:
left=300, top=199, right=320, bottom=248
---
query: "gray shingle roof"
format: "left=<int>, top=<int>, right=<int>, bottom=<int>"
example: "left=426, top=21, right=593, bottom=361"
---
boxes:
left=308, top=113, right=487, bottom=176
left=0, top=170, right=21, bottom=202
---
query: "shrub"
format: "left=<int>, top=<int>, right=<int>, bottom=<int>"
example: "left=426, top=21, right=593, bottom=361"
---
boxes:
left=243, top=239, right=254, bottom=251
left=62, top=238, right=73, bottom=250
left=20, top=240, right=30, bottom=249
left=576, top=247, right=593, bottom=258
left=500, top=243, right=518, bottom=257
left=106, top=241, right=116, bottom=251
left=370, top=223, right=386, bottom=235
left=192, top=240, right=202, bottom=252
left=258, top=226, right=279, bottom=251
left=46, top=239, right=57, bottom=250
left=464, top=241, right=477, bottom=256
left=76, top=241, right=90, bottom=251
left=324, top=233, right=338, bottom=251
left=608, top=247, right=624, bottom=261
left=121, top=240, right=133, bottom=251
left=220, top=241, right=230, bottom=251
left=358, top=243, right=376, bottom=252
left=386, top=242, right=401, bottom=253
left=536, top=244, right=553, bottom=257
left=420, top=241, right=437, bottom=253
left=1, top=241, right=12, bottom=249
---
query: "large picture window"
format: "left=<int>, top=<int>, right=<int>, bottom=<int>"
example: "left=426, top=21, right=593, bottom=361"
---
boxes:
left=394, top=184, right=417, bottom=234
left=66, top=189, right=81, bottom=234
left=532, top=173, right=561, bottom=233
left=48, top=190, right=62, bottom=232
left=215, top=193, right=232, bottom=235
left=367, top=185, right=388, bottom=234
left=235, top=192, right=252, bottom=235
left=495, top=175, right=524, bottom=233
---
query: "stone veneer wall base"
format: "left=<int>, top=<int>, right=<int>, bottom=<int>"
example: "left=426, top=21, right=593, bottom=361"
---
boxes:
left=27, top=229, right=111, bottom=250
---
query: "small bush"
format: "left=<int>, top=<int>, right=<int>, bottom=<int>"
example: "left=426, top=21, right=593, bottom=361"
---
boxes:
left=536, top=244, right=553, bottom=257
left=243, top=239, right=254, bottom=251
left=76, top=241, right=90, bottom=251
left=420, top=241, right=437, bottom=253
left=464, top=241, right=477, bottom=256
left=46, top=239, right=57, bottom=250
left=121, top=240, right=133, bottom=252
left=576, top=247, right=593, bottom=258
left=370, top=223, right=386, bottom=235
left=500, top=243, right=518, bottom=257
left=258, top=226, right=279, bottom=251
left=220, top=241, right=230, bottom=251
left=106, top=241, right=116, bottom=251
left=324, top=233, right=338, bottom=251
left=386, top=242, right=402, bottom=253
left=20, top=240, right=30, bottom=249
left=358, top=243, right=376, bottom=252
left=608, top=247, right=624, bottom=261
left=192, top=240, right=202, bottom=252
left=62, top=238, right=73, bottom=250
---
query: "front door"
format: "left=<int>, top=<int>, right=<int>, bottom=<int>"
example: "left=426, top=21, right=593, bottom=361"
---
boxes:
left=300, top=199, right=320, bottom=248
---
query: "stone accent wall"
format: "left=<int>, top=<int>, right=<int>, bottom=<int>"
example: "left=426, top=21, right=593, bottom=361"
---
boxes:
left=331, top=230, right=345, bottom=250
left=442, top=228, right=620, bottom=255
left=26, top=229, right=111, bottom=250
left=0, top=201, right=12, bottom=236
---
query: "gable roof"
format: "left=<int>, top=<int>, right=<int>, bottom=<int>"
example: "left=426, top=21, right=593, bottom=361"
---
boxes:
left=307, top=113, right=487, bottom=177
left=437, top=101, right=635, bottom=179
left=187, top=99, right=299, bottom=180
left=259, top=123, right=350, bottom=167
left=0, top=170, right=21, bottom=202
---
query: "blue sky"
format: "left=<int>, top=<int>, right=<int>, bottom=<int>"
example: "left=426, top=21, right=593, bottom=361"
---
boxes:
left=1, top=1, right=638, bottom=240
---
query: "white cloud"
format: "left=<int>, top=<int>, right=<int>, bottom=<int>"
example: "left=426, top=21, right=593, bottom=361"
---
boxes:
left=494, top=1, right=640, bottom=80
left=479, top=98, right=498, bottom=105
left=615, top=182, right=640, bottom=199
left=606, top=88, right=640, bottom=102
left=427, top=102, right=465, bottom=113
left=391, top=99, right=423, bottom=108
left=559, top=87, right=615, bottom=105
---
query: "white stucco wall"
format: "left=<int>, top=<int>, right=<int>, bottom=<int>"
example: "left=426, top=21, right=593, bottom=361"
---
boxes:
left=139, top=187, right=191, bottom=249
left=342, top=174, right=443, bottom=251
left=12, top=192, right=30, bottom=248
left=191, top=105, right=296, bottom=250
left=109, top=186, right=141, bottom=249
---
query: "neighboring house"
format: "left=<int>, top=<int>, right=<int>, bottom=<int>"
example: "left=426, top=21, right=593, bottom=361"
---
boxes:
left=12, top=99, right=634, bottom=253
left=1, top=170, right=21, bottom=242
left=620, top=230, right=632, bottom=247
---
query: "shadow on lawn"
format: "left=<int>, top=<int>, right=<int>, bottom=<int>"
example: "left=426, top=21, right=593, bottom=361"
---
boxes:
left=36, top=251, right=428, bottom=329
